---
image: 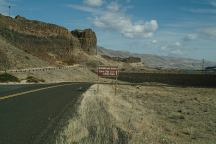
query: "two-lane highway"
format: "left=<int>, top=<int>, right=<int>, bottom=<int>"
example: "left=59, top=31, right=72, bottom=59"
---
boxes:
left=0, top=83, right=91, bottom=144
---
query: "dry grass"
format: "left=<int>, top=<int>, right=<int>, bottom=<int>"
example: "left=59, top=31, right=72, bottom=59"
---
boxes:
left=56, top=84, right=216, bottom=144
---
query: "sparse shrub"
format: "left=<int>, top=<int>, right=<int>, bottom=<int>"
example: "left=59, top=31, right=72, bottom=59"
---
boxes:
left=0, top=73, right=19, bottom=82
left=25, top=56, right=30, bottom=60
left=86, top=60, right=103, bottom=69
left=121, top=68, right=125, bottom=71
left=159, top=134, right=174, bottom=144
left=64, top=57, right=76, bottom=65
left=0, top=49, right=10, bottom=71
left=26, top=76, right=45, bottom=83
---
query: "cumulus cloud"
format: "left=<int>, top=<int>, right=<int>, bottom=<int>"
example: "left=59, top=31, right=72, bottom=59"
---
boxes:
left=174, top=42, right=181, bottom=47
left=160, top=41, right=184, bottom=56
left=152, top=40, right=157, bottom=44
left=107, top=2, right=120, bottom=12
left=68, top=1, right=158, bottom=38
left=183, top=34, right=198, bottom=41
left=84, top=0, right=103, bottom=7
left=92, top=3, right=158, bottom=38
left=182, top=28, right=216, bottom=42
left=67, top=4, right=98, bottom=13
left=199, top=27, right=216, bottom=38
left=170, top=49, right=183, bottom=55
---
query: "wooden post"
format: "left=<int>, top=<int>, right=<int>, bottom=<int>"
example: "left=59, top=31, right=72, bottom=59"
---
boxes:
left=97, top=67, right=99, bottom=93
left=115, top=67, right=118, bottom=96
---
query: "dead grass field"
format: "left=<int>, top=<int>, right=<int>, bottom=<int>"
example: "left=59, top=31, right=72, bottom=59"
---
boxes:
left=56, top=84, right=216, bottom=144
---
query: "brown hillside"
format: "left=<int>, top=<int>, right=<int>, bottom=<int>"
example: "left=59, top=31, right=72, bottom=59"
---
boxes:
left=0, top=14, right=97, bottom=64
left=0, top=36, right=50, bottom=70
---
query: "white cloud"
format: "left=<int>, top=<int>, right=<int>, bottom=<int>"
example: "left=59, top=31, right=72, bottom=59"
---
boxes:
left=92, top=3, right=158, bottom=38
left=159, top=41, right=184, bottom=57
left=0, top=0, right=8, bottom=15
left=170, top=49, right=183, bottom=55
left=199, top=27, right=216, bottom=38
left=68, top=1, right=158, bottom=39
left=175, top=42, right=181, bottom=47
left=107, top=2, right=120, bottom=12
left=152, top=40, right=157, bottom=44
left=161, top=46, right=167, bottom=51
left=183, top=34, right=198, bottom=41
left=67, top=4, right=99, bottom=13
left=84, top=0, right=103, bottom=7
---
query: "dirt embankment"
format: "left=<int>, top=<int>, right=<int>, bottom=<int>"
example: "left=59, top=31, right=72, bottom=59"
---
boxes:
left=56, top=84, right=216, bottom=144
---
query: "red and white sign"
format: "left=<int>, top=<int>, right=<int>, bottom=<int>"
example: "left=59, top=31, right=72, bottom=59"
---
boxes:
left=97, top=66, right=119, bottom=77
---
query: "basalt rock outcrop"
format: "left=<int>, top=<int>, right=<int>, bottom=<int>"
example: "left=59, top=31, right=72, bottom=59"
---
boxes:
left=0, top=14, right=97, bottom=64
left=71, top=29, right=97, bottom=54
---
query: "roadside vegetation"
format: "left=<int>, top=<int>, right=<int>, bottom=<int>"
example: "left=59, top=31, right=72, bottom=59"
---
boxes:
left=0, top=73, right=20, bottom=82
left=26, top=76, right=45, bottom=83
left=57, top=84, right=216, bottom=144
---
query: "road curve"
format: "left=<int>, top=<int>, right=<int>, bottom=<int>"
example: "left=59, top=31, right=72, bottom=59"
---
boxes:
left=0, top=83, right=91, bottom=144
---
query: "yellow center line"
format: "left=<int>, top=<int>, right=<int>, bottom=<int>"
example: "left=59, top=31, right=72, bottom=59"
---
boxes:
left=0, top=83, right=73, bottom=101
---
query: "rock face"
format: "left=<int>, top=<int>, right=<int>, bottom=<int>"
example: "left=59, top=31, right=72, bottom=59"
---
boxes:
left=14, top=15, right=72, bottom=38
left=0, top=14, right=97, bottom=64
left=71, top=29, right=97, bottom=54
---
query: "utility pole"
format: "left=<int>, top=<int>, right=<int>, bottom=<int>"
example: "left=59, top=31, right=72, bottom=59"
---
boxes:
left=8, top=5, right=11, bottom=17
left=202, top=58, right=205, bottom=72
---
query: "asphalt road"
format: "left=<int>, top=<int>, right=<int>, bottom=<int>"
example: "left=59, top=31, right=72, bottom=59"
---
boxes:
left=0, top=83, right=91, bottom=144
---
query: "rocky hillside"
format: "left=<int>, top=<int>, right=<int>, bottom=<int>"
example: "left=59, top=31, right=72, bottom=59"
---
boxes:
left=0, top=14, right=97, bottom=65
left=0, top=36, right=50, bottom=71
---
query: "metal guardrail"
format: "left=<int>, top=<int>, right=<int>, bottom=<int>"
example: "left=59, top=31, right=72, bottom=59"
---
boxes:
left=0, top=65, right=86, bottom=74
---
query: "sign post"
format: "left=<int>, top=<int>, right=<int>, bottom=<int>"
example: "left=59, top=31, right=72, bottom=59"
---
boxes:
left=97, top=66, right=119, bottom=95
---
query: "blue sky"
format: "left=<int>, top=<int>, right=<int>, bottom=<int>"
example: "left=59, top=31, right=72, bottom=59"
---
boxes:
left=0, top=0, right=216, bottom=61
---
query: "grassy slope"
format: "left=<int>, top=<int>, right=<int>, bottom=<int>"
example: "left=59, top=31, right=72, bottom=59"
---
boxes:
left=57, top=84, right=216, bottom=144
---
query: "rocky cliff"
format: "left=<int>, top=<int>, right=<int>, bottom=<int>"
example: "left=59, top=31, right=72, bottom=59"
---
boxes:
left=0, top=14, right=97, bottom=64
left=71, top=29, right=97, bottom=54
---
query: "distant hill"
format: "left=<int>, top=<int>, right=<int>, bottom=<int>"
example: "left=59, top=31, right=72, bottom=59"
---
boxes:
left=98, top=47, right=216, bottom=70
